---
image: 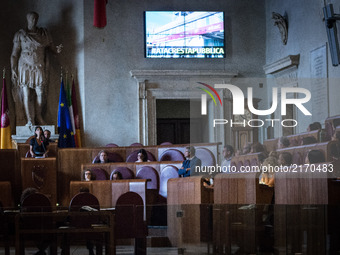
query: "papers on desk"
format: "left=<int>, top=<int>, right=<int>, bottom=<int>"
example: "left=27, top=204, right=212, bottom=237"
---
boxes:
left=100, top=207, right=115, bottom=211
left=80, top=206, right=98, bottom=211
left=91, top=224, right=108, bottom=228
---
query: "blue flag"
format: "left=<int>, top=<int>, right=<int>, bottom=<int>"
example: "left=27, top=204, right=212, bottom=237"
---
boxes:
left=58, top=79, right=75, bottom=148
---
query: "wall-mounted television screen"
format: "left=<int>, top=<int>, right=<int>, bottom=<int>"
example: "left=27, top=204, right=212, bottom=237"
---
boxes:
left=145, top=11, right=225, bottom=58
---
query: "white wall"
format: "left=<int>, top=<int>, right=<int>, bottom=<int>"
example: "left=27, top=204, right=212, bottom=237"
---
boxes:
left=265, top=0, right=340, bottom=137
left=2, top=0, right=267, bottom=146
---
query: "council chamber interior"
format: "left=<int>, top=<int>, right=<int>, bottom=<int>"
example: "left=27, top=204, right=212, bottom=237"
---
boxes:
left=1, top=0, right=340, bottom=254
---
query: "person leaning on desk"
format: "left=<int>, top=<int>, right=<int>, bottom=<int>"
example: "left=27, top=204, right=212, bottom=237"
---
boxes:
left=29, top=126, right=49, bottom=158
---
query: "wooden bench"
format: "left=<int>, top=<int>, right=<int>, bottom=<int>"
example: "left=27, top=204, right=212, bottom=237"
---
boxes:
left=263, top=130, right=320, bottom=152
left=213, top=172, right=274, bottom=254
left=0, top=182, right=13, bottom=208
left=0, top=149, right=19, bottom=205
left=70, top=179, right=147, bottom=210
left=276, top=141, right=334, bottom=164
left=230, top=152, right=263, bottom=172
left=273, top=160, right=340, bottom=254
left=81, top=161, right=183, bottom=180
left=15, top=211, right=115, bottom=255
left=58, top=143, right=219, bottom=206
left=275, top=160, right=340, bottom=204
left=167, top=176, right=213, bottom=246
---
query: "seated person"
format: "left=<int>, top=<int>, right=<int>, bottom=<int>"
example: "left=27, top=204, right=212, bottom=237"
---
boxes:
left=135, top=149, right=150, bottom=162
left=251, top=142, right=266, bottom=154
left=221, top=145, right=234, bottom=172
left=305, top=150, right=325, bottom=164
left=277, top=136, right=290, bottom=149
left=83, top=169, right=95, bottom=181
left=259, top=152, right=278, bottom=188
left=301, top=136, right=317, bottom=145
left=29, top=126, right=49, bottom=158
left=307, top=122, right=322, bottom=132
left=111, top=171, right=123, bottom=180
left=241, top=142, right=252, bottom=155
left=278, top=152, right=293, bottom=166
left=330, top=132, right=340, bottom=161
left=203, top=177, right=214, bottom=189
left=93, top=150, right=109, bottom=163
left=178, top=146, right=201, bottom=177
left=333, top=118, right=340, bottom=131
left=44, top=129, right=53, bottom=143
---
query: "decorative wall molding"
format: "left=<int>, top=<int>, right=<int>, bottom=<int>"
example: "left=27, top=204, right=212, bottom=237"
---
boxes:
left=263, top=54, right=300, bottom=75
left=130, top=70, right=238, bottom=145
left=130, top=70, right=238, bottom=80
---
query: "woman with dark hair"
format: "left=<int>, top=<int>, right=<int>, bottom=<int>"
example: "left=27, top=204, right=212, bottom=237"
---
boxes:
left=83, top=169, right=95, bottom=181
left=278, top=152, right=293, bottom=166
left=111, top=171, right=123, bottom=180
left=136, top=149, right=149, bottom=162
left=277, top=136, right=290, bottom=149
left=29, top=126, right=49, bottom=158
left=251, top=142, right=266, bottom=153
left=307, top=122, right=322, bottom=132
left=305, top=150, right=325, bottom=164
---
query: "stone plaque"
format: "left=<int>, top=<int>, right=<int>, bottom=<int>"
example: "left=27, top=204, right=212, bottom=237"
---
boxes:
left=310, top=44, right=328, bottom=124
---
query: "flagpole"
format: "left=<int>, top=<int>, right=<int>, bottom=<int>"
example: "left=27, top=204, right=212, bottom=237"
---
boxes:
left=60, top=66, right=63, bottom=82
left=66, top=70, right=68, bottom=85
left=3, top=67, right=5, bottom=79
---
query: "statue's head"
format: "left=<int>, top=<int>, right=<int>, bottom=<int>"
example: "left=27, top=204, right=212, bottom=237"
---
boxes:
left=26, top=11, right=39, bottom=27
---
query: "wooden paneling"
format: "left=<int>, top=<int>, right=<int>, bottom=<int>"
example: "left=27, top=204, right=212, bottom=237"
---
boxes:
left=275, top=160, right=340, bottom=204
left=70, top=180, right=147, bottom=209
left=0, top=149, right=18, bottom=204
left=167, top=176, right=213, bottom=246
left=0, top=181, right=13, bottom=207
left=214, top=172, right=273, bottom=205
left=21, top=158, right=57, bottom=206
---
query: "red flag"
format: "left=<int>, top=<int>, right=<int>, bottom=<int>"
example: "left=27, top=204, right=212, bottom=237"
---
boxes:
left=71, top=79, right=82, bottom=147
left=94, top=0, right=107, bottom=28
left=1, top=76, right=11, bottom=149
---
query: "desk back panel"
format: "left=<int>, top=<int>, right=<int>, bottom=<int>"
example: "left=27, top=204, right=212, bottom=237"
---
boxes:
left=21, top=158, right=57, bottom=206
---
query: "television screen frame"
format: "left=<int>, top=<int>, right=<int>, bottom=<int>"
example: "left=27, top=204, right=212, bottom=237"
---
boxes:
left=144, top=11, right=225, bottom=59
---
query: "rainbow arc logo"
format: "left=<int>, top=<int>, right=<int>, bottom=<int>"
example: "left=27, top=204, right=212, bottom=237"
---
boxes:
left=197, top=82, right=222, bottom=115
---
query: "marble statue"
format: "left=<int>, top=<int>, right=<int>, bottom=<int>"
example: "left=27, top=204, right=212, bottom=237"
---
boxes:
left=10, top=11, right=62, bottom=126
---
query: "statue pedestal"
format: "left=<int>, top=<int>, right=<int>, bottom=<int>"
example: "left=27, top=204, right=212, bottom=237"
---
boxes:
left=12, top=125, right=58, bottom=143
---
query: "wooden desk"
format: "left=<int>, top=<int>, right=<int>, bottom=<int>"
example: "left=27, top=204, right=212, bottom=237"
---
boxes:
left=15, top=210, right=115, bottom=255
left=0, top=182, right=13, bottom=208
left=21, top=158, right=57, bottom=206
left=167, top=176, right=213, bottom=246
left=70, top=180, right=147, bottom=220
left=213, top=172, right=274, bottom=254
